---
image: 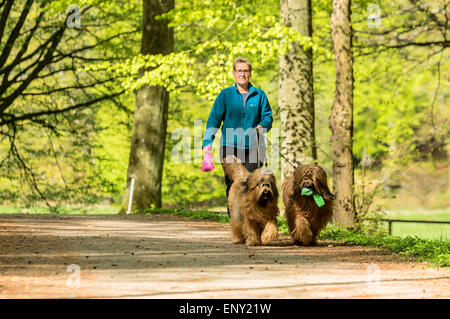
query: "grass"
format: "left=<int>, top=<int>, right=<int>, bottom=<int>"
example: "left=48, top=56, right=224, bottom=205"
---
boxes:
left=382, top=223, right=449, bottom=240
left=320, top=227, right=450, bottom=268
left=385, top=208, right=450, bottom=221
left=141, top=207, right=230, bottom=224
left=380, top=208, right=450, bottom=240
left=0, top=206, right=119, bottom=214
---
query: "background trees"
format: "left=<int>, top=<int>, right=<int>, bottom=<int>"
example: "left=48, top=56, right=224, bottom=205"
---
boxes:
left=0, top=0, right=447, bottom=227
left=119, top=0, right=174, bottom=213
left=330, top=0, right=355, bottom=227
left=279, top=0, right=317, bottom=179
left=0, top=0, right=139, bottom=207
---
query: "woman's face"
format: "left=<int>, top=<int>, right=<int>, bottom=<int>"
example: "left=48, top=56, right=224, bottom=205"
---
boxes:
left=233, top=62, right=251, bottom=87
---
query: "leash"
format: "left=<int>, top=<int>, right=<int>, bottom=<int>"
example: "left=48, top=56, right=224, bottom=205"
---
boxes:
left=256, top=129, right=267, bottom=168
left=257, top=130, right=297, bottom=170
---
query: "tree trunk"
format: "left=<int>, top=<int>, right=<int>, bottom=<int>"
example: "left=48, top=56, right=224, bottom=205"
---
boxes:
left=119, top=0, right=174, bottom=214
left=329, top=0, right=355, bottom=227
left=279, top=0, right=317, bottom=180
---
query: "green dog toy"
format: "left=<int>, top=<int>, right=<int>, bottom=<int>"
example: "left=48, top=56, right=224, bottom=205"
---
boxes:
left=301, top=187, right=325, bottom=207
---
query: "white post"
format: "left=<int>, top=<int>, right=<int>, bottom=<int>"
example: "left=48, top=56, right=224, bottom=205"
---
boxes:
left=126, top=175, right=136, bottom=215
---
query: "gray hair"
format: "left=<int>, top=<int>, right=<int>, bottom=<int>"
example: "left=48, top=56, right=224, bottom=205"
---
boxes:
left=233, top=57, right=252, bottom=72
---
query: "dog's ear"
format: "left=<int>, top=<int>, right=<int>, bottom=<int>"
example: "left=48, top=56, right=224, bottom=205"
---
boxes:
left=272, top=184, right=279, bottom=200
left=318, top=180, right=335, bottom=200
left=241, top=177, right=249, bottom=193
left=324, top=191, right=335, bottom=201
left=269, top=175, right=279, bottom=199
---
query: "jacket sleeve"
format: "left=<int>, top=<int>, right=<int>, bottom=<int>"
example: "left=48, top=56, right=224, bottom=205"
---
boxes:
left=258, top=91, right=273, bottom=132
left=202, top=90, right=226, bottom=149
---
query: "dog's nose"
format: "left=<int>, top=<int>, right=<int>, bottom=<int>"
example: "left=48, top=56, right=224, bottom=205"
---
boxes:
left=263, top=190, right=269, bottom=195
left=303, top=182, right=313, bottom=189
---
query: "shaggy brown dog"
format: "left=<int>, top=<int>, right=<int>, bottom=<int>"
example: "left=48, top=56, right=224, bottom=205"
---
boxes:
left=282, top=164, right=334, bottom=246
left=222, top=156, right=279, bottom=246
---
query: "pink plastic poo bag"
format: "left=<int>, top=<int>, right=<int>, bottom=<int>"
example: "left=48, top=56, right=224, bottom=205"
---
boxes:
left=201, top=147, right=214, bottom=172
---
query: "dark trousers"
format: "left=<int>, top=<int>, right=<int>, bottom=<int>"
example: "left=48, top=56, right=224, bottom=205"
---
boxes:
left=220, top=146, right=265, bottom=216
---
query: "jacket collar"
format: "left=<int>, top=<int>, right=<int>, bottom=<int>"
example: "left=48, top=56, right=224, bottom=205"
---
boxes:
left=234, top=82, right=256, bottom=95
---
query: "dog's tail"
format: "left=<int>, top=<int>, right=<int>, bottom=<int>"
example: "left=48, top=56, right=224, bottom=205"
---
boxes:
left=222, top=155, right=248, bottom=180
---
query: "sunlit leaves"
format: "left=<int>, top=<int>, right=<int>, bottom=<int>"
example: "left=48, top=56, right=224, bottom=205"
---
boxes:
left=93, top=0, right=332, bottom=100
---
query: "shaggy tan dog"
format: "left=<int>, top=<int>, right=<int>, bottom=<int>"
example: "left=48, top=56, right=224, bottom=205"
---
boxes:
left=282, top=164, right=334, bottom=246
left=222, top=156, right=279, bottom=246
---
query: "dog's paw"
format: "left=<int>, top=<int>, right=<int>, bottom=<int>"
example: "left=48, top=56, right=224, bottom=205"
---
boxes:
left=299, top=236, right=315, bottom=246
left=245, top=238, right=261, bottom=246
left=293, top=238, right=317, bottom=246
left=261, top=222, right=278, bottom=245
left=232, top=238, right=245, bottom=244
left=293, top=239, right=302, bottom=246
left=292, top=218, right=314, bottom=245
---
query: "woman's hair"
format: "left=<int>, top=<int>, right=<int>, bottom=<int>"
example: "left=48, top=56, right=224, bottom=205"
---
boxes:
left=233, top=57, right=252, bottom=72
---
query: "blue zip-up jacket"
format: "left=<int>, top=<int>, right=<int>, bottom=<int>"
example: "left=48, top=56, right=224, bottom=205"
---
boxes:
left=202, top=82, right=273, bottom=149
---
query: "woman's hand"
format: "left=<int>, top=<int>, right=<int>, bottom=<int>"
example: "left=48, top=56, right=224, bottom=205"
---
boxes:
left=256, top=125, right=264, bottom=134
left=201, top=145, right=214, bottom=172
left=202, top=145, right=212, bottom=153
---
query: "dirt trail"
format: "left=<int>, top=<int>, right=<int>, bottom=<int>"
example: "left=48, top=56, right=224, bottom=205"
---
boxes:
left=0, top=214, right=448, bottom=298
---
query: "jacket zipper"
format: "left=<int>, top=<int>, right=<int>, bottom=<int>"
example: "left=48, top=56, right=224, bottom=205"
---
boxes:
left=241, top=90, right=255, bottom=118
left=238, top=89, right=255, bottom=146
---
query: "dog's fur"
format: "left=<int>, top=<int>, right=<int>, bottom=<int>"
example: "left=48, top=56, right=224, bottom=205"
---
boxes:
left=222, top=155, right=279, bottom=246
left=282, top=164, right=334, bottom=246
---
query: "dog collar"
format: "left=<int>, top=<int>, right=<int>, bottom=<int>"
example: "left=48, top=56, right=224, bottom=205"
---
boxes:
left=260, top=168, right=273, bottom=175
left=301, top=188, right=325, bottom=207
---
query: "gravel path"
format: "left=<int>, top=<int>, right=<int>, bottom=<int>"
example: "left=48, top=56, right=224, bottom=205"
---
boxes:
left=0, top=214, right=448, bottom=298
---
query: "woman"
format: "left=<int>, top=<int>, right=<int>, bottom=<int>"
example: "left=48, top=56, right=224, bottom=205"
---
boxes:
left=202, top=57, right=273, bottom=214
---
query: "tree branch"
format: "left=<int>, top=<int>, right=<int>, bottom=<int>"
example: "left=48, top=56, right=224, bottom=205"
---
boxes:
left=0, top=0, right=14, bottom=44
left=0, top=27, right=66, bottom=113
left=0, top=90, right=126, bottom=127
left=0, top=0, right=34, bottom=68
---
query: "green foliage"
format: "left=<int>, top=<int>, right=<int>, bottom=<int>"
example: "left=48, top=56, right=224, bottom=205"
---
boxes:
left=162, top=160, right=227, bottom=208
left=95, top=0, right=332, bottom=100
left=92, top=97, right=134, bottom=198
left=1, top=0, right=447, bottom=215
left=351, top=0, right=449, bottom=165
left=353, top=165, right=388, bottom=234
left=381, top=208, right=450, bottom=240
left=353, top=49, right=447, bottom=165
left=81, top=0, right=450, bottom=210
left=161, top=92, right=228, bottom=208
left=142, top=207, right=230, bottom=224
left=44, top=0, right=93, bottom=12
left=0, top=0, right=141, bottom=206
left=277, top=215, right=290, bottom=234
left=0, top=205, right=118, bottom=214
left=320, top=226, right=450, bottom=267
